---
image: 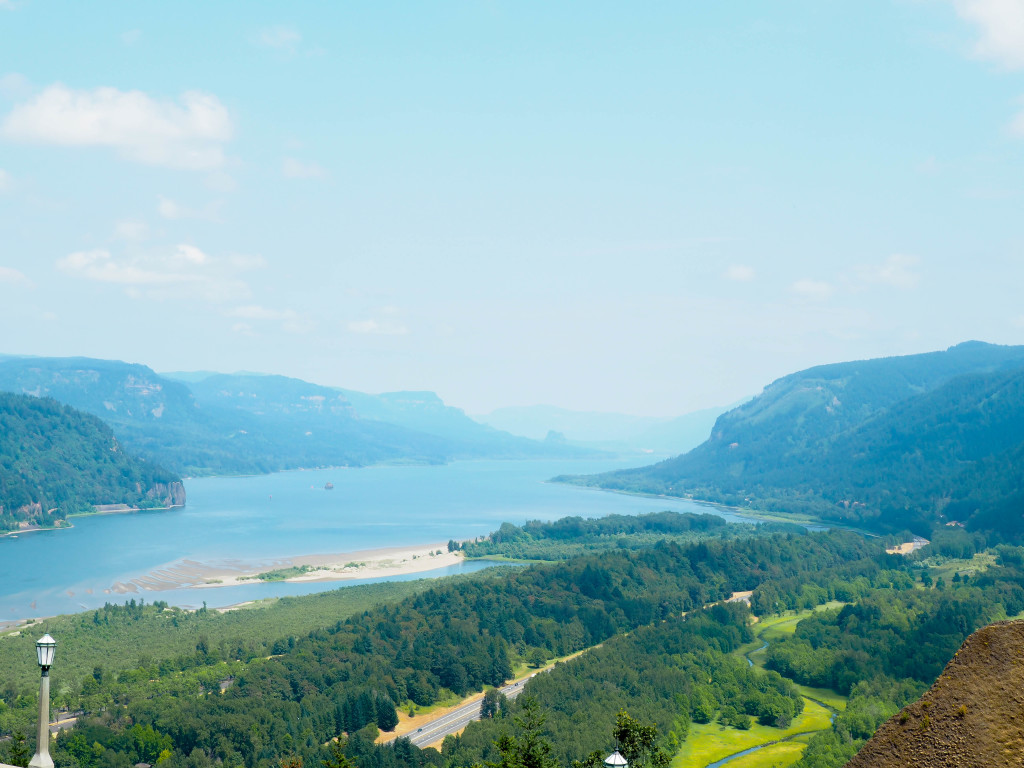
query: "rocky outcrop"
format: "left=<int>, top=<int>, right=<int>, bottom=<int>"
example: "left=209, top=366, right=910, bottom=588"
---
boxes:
left=845, top=620, right=1024, bottom=768
left=146, top=481, right=186, bottom=507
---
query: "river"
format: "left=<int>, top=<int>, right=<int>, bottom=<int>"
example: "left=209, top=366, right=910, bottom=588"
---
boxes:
left=2, top=458, right=747, bottom=621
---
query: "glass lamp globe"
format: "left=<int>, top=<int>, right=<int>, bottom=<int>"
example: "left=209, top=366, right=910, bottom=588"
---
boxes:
left=35, top=634, right=56, bottom=669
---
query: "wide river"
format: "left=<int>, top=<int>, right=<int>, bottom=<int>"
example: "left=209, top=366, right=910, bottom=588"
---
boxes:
left=1, top=458, right=744, bottom=622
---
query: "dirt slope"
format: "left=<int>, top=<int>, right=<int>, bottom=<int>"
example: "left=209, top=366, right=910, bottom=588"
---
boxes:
left=846, top=620, right=1024, bottom=768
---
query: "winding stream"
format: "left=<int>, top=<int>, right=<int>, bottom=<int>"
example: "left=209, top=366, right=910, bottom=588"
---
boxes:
left=702, top=630, right=838, bottom=767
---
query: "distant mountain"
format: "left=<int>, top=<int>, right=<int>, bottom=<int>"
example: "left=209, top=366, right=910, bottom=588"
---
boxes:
left=0, top=391, right=183, bottom=533
left=845, top=620, right=1024, bottom=768
left=186, top=373, right=598, bottom=460
left=338, top=388, right=576, bottom=455
left=478, top=403, right=733, bottom=455
left=0, top=357, right=597, bottom=476
left=563, top=342, right=1024, bottom=535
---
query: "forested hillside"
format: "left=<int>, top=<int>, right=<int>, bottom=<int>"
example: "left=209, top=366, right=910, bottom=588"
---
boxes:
left=4, top=517, right=1024, bottom=768
left=565, top=342, right=1024, bottom=537
left=0, top=357, right=595, bottom=476
left=0, top=527, right=881, bottom=768
left=0, top=392, right=182, bottom=533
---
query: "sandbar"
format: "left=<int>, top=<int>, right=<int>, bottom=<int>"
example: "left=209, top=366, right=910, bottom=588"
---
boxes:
left=108, top=543, right=463, bottom=594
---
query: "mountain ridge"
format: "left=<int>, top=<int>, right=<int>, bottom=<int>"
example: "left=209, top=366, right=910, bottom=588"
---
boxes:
left=0, top=356, right=600, bottom=476
left=562, top=342, right=1024, bottom=535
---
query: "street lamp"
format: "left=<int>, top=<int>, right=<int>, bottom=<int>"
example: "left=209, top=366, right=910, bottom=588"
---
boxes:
left=28, top=634, right=55, bottom=768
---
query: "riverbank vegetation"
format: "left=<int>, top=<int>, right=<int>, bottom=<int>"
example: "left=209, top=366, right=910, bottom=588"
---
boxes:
left=457, top=511, right=803, bottom=561
left=0, top=392, right=181, bottom=533
left=4, top=514, right=1024, bottom=768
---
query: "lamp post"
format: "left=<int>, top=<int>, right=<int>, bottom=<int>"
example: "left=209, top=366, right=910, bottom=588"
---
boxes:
left=28, top=634, right=55, bottom=768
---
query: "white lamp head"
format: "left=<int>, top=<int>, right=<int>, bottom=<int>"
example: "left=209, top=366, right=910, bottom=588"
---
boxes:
left=35, top=634, right=56, bottom=670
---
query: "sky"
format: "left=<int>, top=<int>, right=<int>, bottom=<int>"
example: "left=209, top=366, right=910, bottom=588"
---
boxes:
left=1, top=1, right=1024, bottom=418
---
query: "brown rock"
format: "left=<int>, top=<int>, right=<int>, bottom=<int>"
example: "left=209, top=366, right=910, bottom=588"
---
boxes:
left=846, top=620, right=1024, bottom=768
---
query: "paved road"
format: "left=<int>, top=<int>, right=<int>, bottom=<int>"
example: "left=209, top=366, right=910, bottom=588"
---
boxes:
left=49, top=711, right=83, bottom=735
left=407, top=676, right=534, bottom=748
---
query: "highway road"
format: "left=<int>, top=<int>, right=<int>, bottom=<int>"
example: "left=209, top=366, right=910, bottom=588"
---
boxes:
left=406, top=675, right=534, bottom=748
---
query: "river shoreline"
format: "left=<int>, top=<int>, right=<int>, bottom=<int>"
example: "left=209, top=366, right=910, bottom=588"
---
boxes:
left=108, top=542, right=464, bottom=594
left=0, top=503, right=185, bottom=539
left=0, top=541, right=468, bottom=631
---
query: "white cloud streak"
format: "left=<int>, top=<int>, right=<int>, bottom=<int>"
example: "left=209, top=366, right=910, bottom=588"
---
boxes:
left=724, top=264, right=755, bottom=282
left=1011, top=105, right=1024, bottom=136
left=225, top=304, right=315, bottom=333
left=258, top=26, right=302, bottom=52
left=0, top=266, right=29, bottom=283
left=857, top=254, right=921, bottom=289
left=157, top=195, right=223, bottom=221
left=113, top=219, right=149, bottom=241
left=2, top=84, right=232, bottom=170
left=952, top=0, right=1024, bottom=69
left=348, top=319, right=409, bottom=335
left=56, top=243, right=256, bottom=303
left=58, top=249, right=196, bottom=284
left=282, top=157, right=326, bottom=178
left=790, top=279, right=834, bottom=301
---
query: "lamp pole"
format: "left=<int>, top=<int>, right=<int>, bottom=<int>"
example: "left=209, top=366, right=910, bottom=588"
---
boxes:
left=28, top=634, right=56, bottom=768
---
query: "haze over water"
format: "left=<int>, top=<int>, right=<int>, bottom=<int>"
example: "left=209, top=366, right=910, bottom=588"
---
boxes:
left=10, top=458, right=739, bottom=621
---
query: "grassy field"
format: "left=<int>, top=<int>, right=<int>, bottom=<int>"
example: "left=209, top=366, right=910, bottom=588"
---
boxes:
left=672, top=603, right=850, bottom=768
left=671, top=698, right=832, bottom=768
left=922, top=550, right=997, bottom=583
left=743, top=604, right=848, bottom=712
left=722, top=740, right=808, bottom=768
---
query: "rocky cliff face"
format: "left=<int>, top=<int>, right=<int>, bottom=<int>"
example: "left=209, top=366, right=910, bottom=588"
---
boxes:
left=146, top=481, right=186, bottom=507
left=845, top=620, right=1024, bottom=768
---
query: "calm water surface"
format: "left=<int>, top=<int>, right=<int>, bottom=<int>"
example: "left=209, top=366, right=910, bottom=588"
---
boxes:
left=1, top=458, right=742, bottom=620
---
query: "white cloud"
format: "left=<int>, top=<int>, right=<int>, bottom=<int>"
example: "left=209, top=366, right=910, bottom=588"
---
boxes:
left=174, top=244, right=208, bottom=265
left=348, top=318, right=409, bottom=335
left=58, top=249, right=198, bottom=285
left=113, top=219, right=149, bottom=241
left=56, top=243, right=253, bottom=302
left=282, top=157, right=326, bottom=178
left=0, top=266, right=29, bottom=283
left=952, top=0, right=1024, bottom=69
left=157, top=195, right=223, bottom=221
left=0, top=168, right=10, bottom=192
left=917, top=156, right=940, bottom=174
left=226, top=304, right=315, bottom=333
left=2, top=84, right=232, bottom=170
left=158, top=196, right=184, bottom=219
left=1011, top=105, right=1024, bottom=136
left=204, top=171, right=237, bottom=193
left=724, top=264, right=755, bottom=282
left=226, top=304, right=294, bottom=321
left=257, top=26, right=302, bottom=52
left=790, top=279, right=834, bottom=301
left=857, top=254, right=921, bottom=289
left=226, top=253, right=267, bottom=270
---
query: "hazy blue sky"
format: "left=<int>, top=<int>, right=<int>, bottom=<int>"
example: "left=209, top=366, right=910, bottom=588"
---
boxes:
left=2, top=1, right=1023, bottom=416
